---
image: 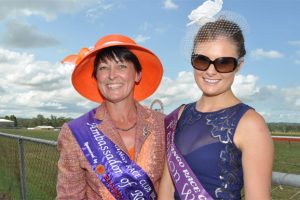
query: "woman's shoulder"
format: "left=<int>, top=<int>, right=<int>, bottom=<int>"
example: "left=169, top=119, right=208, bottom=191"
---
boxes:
left=232, top=102, right=267, bottom=135
left=168, top=102, right=195, bottom=116
left=234, top=107, right=271, bottom=149
left=139, top=107, right=165, bottom=136
left=57, top=123, right=79, bottom=151
left=239, top=107, right=266, bottom=128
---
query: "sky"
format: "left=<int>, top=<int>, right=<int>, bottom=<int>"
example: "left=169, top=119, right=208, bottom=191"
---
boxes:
left=0, top=0, right=300, bottom=123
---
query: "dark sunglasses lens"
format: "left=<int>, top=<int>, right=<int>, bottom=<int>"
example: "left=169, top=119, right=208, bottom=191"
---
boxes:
left=192, top=55, right=210, bottom=71
left=214, top=57, right=237, bottom=73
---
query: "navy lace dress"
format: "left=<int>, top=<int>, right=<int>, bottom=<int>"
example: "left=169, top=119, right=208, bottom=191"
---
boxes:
left=174, top=102, right=252, bottom=200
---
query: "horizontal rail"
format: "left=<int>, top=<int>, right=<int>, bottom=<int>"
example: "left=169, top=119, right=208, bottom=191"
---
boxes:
left=272, top=172, right=300, bottom=187
left=1, top=132, right=300, bottom=189
left=0, top=132, right=57, bottom=146
left=272, top=135, right=300, bottom=142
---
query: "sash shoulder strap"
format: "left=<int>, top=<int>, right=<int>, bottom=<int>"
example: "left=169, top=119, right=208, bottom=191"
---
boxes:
left=68, top=108, right=157, bottom=200
left=165, top=106, right=213, bottom=200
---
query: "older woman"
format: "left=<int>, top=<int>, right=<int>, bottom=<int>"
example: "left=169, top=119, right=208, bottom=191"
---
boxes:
left=56, top=34, right=164, bottom=200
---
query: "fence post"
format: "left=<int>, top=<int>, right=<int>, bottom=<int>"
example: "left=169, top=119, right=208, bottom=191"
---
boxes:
left=19, top=139, right=27, bottom=200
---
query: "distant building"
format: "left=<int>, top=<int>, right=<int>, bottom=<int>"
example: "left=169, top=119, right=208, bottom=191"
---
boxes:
left=0, top=119, right=14, bottom=128
left=54, top=127, right=62, bottom=131
left=28, top=126, right=55, bottom=131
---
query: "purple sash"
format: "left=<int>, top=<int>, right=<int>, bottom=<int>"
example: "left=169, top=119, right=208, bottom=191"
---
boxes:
left=68, top=108, right=157, bottom=200
left=165, top=106, right=213, bottom=200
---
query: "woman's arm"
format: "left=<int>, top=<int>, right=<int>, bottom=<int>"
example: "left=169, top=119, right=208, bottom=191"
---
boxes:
left=56, top=123, right=87, bottom=199
left=158, top=160, right=175, bottom=200
left=235, top=109, right=274, bottom=200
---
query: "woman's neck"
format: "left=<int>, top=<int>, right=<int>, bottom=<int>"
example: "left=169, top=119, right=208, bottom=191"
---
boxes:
left=197, top=90, right=240, bottom=112
left=105, top=99, right=137, bottom=123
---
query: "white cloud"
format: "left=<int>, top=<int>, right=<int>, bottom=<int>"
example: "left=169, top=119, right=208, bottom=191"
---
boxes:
left=250, top=48, right=284, bottom=59
left=0, top=49, right=66, bottom=90
left=0, top=0, right=102, bottom=49
left=146, top=72, right=265, bottom=112
left=164, top=0, right=178, bottom=10
left=0, top=48, right=32, bottom=63
left=134, top=34, right=151, bottom=43
left=143, top=71, right=300, bottom=122
left=145, top=72, right=265, bottom=113
left=1, top=20, right=60, bottom=48
left=143, top=71, right=200, bottom=112
left=0, top=0, right=98, bottom=21
left=86, top=1, right=117, bottom=22
left=1, top=48, right=300, bottom=123
left=232, top=74, right=259, bottom=99
left=282, top=86, right=300, bottom=108
left=0, top=48, right=96, bottom=118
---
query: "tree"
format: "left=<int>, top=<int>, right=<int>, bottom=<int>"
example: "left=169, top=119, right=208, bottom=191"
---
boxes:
left=9, top=115, right=17, bottom=127
left=36, top=114, right=46, bottom=125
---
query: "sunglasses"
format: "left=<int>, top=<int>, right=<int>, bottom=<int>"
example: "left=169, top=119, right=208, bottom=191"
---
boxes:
left=191, top=54, right=239, bottom=73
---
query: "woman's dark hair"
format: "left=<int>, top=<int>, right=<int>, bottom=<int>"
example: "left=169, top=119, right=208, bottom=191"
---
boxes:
left=92, top=46, right=142, bottom=79
left=193, top=19, right=246, bottom=58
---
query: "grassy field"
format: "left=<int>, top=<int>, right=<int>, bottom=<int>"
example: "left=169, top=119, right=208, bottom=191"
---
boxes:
left=271, top=140, right=300, bottom=199
left=273, top=141, right=300, bottom=174
left=0, top=128, right=299, bottom=199
left=0, top=128, right=59, bottom=141
left=0, top=129, right=58, bottom=200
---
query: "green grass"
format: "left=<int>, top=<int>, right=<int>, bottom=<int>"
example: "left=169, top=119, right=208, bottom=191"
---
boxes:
left=0, top=129, right=58, bottom=200
left=0, top=129, right=300, bottom=199
left=271, top=140, right=300, bottom=199
left=273, top=141, right=300, bottom=174
left=0, top=128, right=59, bottom=141
left=0, top=137, right=22, bottom=200
left=23, top=142, right=58, bottom=200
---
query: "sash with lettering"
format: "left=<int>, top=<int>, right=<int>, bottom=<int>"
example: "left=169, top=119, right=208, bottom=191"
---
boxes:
left=68, top=108, right=156, bottom=200
left=165, top=106, right=213, bottom=200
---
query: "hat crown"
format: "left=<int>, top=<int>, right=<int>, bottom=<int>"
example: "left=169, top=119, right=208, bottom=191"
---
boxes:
left=95, top=34, right=136, bottom=49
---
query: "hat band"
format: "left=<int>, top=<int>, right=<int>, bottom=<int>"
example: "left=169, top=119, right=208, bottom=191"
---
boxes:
left=102, top=41, right=134, bottom=47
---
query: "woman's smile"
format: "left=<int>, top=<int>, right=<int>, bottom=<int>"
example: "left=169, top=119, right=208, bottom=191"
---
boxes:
left=106, top=83, right=123, bottom=90
left=203, top=78, right=220, bottom=84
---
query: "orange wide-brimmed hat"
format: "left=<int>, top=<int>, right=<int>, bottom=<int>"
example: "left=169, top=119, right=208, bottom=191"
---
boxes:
left=62, top=34, right=163, bottom=103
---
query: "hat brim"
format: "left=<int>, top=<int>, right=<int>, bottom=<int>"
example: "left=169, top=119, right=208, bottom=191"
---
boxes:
left=71, top=43, right=163, bottom=103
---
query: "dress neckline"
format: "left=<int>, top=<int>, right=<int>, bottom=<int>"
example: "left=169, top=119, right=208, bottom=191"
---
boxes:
left=192, top=102, right=243, bottom=114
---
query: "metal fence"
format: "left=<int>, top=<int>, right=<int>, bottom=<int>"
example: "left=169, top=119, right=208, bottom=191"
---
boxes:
left=0, top=132, right=300, bottom=200
left=0, top=132, right=58, bottom=200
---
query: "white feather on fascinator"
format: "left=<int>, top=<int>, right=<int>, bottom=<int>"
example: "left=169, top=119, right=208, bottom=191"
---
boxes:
left=187, top=0, right=223, bottom=26
left=182, top=1, right=249, bottom=62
